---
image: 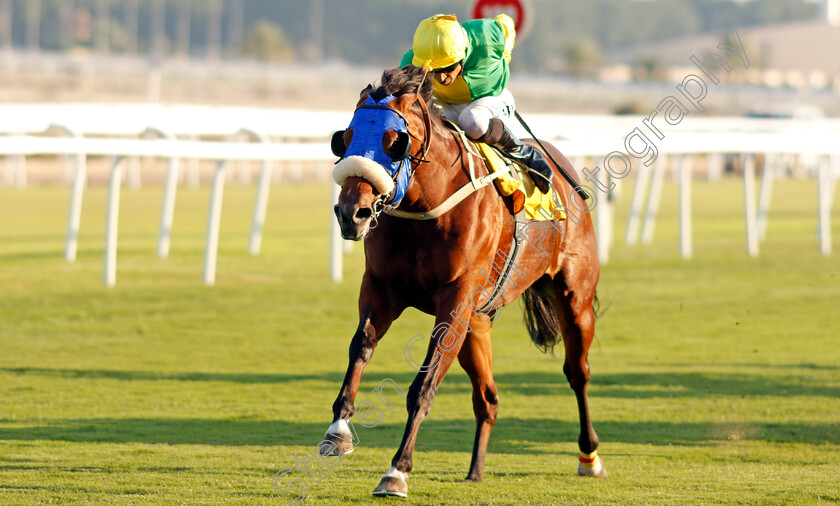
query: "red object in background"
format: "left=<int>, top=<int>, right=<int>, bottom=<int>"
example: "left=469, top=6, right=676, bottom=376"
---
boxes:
left=470, top=0, right=532, bottom=38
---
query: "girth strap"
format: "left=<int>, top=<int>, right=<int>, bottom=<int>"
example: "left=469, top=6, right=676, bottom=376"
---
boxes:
left=477, top=210, right=528, bottom=313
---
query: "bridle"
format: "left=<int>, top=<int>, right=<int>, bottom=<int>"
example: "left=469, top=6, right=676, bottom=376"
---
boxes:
left=335, top=68, right=510, bottom=225
left=363, top=70, right=434, bottom=226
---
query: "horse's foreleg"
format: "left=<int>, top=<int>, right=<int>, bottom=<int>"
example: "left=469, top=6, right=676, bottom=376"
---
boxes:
left=371, top=295, right=473, bottom=497
left=457, top=313, right=498, bottom=482
left=325, top=273, right=399, bottom=455
left=555, top=276, right=607, bottom=477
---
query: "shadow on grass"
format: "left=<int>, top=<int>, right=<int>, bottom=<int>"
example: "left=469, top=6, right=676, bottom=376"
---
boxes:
left=667, top=362, right=840, bottom=371
left=590, top=371, right=840, bottom=399
left=494, top=370, right=839, bottom=399
left=0, top=367, right=352, bottom=385
left=0, top=416, right=836, bottom=450
left=4, top=367, right=837, bottom=399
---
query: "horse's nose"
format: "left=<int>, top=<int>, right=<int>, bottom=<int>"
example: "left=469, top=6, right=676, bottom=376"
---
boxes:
left=333, top=204, right=350, bottom=229
left=334, top=203, right=372, bottom=241
left=353, top=207, right=372, bottom=222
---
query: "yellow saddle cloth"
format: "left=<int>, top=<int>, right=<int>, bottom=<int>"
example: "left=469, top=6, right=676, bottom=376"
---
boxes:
left=473, top=142, right=566, bottom=221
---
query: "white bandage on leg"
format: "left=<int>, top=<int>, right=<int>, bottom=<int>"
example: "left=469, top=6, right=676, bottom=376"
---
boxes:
left=383, top=466, right=408, bottom=482
left=326, top=419, right=351, bottom=438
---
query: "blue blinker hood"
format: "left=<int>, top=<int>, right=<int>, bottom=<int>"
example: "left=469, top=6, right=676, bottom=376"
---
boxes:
left=343, top=94, right=412, bottom=205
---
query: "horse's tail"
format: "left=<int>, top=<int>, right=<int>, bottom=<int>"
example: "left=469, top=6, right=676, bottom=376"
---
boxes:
left=521, top=276, right=562, bottom=354
left=522, top=277, right=601, bottom=354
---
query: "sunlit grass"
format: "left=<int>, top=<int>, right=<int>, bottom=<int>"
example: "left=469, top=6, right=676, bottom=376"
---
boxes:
left=0, top=178, right=838, bottom=505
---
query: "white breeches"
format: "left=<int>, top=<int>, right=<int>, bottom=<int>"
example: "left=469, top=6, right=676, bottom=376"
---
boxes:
left=437, top=88, right=517, bottom=140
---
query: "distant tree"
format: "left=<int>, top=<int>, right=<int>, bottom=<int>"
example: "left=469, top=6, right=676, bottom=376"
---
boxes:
left=106, top=18, right=130, bottom=53
left=241, top=20, right=294, bottom=62
left=633, top=56, right=665, bottom=81
left=613, top=100, right=648, bottom=115
left=562, top=38, right=600, bottom=77
left=719, top=31, right=755, bottom=82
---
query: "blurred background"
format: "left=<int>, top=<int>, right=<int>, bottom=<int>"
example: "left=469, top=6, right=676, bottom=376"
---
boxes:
left=0, top=0, right=837, bottom=267
left=0, top=0, right=838, bottom=114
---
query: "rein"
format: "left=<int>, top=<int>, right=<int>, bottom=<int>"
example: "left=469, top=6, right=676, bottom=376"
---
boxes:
left=384, top=121, right=511, bottom=220
left=363, top=67, right=508, bottom=222
left=380, top=80, right=511, bottom=222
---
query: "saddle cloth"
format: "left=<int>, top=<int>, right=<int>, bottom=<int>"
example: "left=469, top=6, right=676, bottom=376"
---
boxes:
left=473, top=141, right=566, bottom=221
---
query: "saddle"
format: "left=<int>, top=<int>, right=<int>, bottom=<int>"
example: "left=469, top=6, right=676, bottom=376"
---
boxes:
left=444, top=120, right=566, bottom=222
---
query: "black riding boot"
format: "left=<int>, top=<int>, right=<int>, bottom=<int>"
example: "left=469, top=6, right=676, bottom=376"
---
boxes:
left=479, top=118, right=553, bottom=193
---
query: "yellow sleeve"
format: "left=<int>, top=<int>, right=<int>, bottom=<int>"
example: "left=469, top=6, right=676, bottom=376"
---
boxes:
left=494, top=14, right=516, bottom=62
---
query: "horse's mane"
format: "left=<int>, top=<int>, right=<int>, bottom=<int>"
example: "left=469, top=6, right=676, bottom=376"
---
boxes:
left=369, top=65, right=436, bottom=113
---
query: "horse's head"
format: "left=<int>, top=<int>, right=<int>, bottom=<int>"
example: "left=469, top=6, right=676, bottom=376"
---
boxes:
left=332, top=67, right=433, bottom=241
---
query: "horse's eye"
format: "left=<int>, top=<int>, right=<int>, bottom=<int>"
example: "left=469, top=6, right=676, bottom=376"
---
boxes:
left=382, top=130, right=411, bottom=162
left=331, top=129, right=353, bottom=157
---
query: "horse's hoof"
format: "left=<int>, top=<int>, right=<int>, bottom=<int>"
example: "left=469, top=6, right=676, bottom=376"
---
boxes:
left=577, top=452, right=607, bottom=477
left=320, top=433, right=354, bottom=456
left=322, top=420, right=355, bottom=456
left=372, top=468, right=408, bottom=498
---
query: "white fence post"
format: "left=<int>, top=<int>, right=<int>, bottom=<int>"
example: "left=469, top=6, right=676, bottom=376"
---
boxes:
left=104, top=156, right=124, bottom=287
left=829, top=154, right=839, bottom=211
left=818, top=156, right=832, bottom=257
left=126, top=135, right=143, bottom=189
left=625, top=160, right=651, bottom=245
left=743, top=154, right=759, bottom=258
left=756, top=153, right=777, bottom=242
left=234, top=132, right=253, bottom=185
left=641, top=157, right=667, bottom=245
left=330, top=183, right=343, bottom=282
left=679, top=154, right=693, bottom=259
left=2, top=150, right=26, bottom=188
left=707, top=152, right=724, bottom=182
left=1, top=154, right=12, bottom=186
left=241, top=128, right=273, bottom=256
left=51, top=124, right=87, bottom=263
left=13, top=150, right=26, bottom=188
left=185, top=134, right=201, bottom=187
left=146, top=127, right=181, bottom=258
left=203, top=160, right=227, bottom=285
left=596, top=157, right=611, bottom=264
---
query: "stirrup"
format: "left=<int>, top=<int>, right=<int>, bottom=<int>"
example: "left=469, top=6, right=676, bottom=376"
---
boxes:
left=527, top=167, right=552, bottom=193
left=519, top=146, right=552, bottom=193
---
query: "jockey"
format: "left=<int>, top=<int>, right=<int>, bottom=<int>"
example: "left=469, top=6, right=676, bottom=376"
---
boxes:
left=401, top=13, right=554, bottom=193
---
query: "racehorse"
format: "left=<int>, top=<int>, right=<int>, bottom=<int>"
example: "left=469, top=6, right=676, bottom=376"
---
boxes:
left=326, top=65, right=605, bottom=498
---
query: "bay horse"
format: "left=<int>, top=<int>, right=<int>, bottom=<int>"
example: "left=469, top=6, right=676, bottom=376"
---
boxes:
left=326, top=65, right=605, bottom=498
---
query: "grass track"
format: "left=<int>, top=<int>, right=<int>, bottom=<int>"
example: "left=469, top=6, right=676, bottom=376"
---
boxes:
left=0, top=179, right=838, bottom=505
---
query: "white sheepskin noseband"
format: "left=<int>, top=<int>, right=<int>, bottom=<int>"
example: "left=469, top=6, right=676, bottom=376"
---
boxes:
left=332, top=155, right=395, bottom=197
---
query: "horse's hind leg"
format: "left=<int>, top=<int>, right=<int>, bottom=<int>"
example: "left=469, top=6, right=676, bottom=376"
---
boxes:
left=553, top=275, right=607, bottom=477
left=456, top=312, right=499, bottom=482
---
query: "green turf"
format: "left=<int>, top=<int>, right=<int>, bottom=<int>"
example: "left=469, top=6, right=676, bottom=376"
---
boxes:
left=1, top=178, right=838, bottom=505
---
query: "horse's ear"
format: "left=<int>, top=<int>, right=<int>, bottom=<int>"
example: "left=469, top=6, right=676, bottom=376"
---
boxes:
left=356, top=84, right=374, bottom=107
left=392, top=93, right=421, bottom=114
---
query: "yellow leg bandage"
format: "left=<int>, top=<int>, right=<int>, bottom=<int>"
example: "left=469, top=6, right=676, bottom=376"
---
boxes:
left=579, top=450, right=599, bottom=468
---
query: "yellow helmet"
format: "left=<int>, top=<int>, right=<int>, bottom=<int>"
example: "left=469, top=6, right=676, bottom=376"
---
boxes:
left=411, top=14, right=468, bottom=70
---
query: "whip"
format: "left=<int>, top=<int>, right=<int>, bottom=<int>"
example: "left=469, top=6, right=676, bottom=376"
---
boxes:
left=514, top=110, right=590, bottom=201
